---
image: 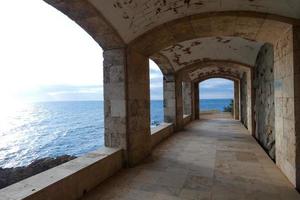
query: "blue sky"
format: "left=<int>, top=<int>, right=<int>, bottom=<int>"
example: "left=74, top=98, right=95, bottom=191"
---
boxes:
left=0, top=1, right=233, bottom=102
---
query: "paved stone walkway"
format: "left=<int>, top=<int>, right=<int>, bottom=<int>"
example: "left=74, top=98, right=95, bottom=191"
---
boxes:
left=82, top=113, right=300, bottom=200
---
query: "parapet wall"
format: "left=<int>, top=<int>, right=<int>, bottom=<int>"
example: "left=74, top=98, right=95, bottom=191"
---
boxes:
left=0, top=148, right=123, bottom=200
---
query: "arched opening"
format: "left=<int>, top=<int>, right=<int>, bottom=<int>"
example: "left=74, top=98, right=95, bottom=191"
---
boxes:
left=2, top=1, right=300, bottom=198
left=0, top=1, right=105, bottom=188
left=149, top=59, right=164, bottom=127
left=199, top=78, right=234, bottom=115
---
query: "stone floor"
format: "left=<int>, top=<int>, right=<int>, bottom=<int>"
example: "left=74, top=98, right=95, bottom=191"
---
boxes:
left=82, top=113, right=300, bottom=200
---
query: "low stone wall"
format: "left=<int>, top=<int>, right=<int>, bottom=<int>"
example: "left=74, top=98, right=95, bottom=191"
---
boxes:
left=0, top=120, right=192, bottom=200
left=0, top=155, right=76, bottom=189
left=183, top=115, right=192, bottom=126
left=0, top=147, right=123, bottom=200
left=151, top=123, right=174, bottom=148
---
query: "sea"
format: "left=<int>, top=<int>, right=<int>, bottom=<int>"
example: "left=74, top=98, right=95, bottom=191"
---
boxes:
left=0, top=99, right=231, bottom=168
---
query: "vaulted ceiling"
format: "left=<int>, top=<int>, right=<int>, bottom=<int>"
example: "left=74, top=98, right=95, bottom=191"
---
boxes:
left=45, top=0, right=299, bottom=80
left=88, top=0, right=300, bottom=42
left=159, top=37, right=262, bottom=71
left=187, top=64, right=248, bottom=82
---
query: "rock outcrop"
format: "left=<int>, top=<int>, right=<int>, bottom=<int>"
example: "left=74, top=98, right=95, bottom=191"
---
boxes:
left=0, top=155, right=76, bottom=189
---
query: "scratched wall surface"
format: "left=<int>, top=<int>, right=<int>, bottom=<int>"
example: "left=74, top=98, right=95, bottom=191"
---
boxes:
left=88, top=0, right=300, bottom=42
left=188, top=65, right=245, bottom=81
left=159, top=37, right=262, bottom=71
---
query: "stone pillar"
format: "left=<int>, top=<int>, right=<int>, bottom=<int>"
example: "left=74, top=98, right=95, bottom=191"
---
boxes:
left=240, top=73, right=248, bottom=127
left=103, top=49, right=127, bottom=150
left=163, top=74, right=184, bottom=130
left=273, top=25, right=300, bottom=188
left=193, top=83, right=200, bottom=120
left=293, top=26, right=300, bottom=189
left=233, top=80, right=240, bottom=120
left=103, top=48, right=151, bottom=167
left=183, top=81, right=192, bottom=116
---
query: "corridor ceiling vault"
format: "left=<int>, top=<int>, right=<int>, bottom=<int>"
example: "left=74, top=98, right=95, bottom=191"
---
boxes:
left=160, top=37, right=263, bottom=71
left=88, top=0, right=300, bottom=42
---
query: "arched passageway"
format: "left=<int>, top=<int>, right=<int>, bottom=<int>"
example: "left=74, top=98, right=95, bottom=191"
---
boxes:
left=3, top=1, right=300, bottom=199
left=45, top=0, right=300, bottom=191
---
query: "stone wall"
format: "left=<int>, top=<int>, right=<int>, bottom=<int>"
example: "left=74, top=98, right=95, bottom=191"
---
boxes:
left=273, top=25, right=296, bottom=186
left=253, top=43, right=275, bottom=160
left=104, top=48, right=151, bottom=166
left=163, top=75, right=184, bottom=130
left=294, top=26, right=300, bottom=189
left=240, top=73, right=248, bottom=128
left=182, top=82, right=192, bottom=115
left=233, top=80, right=240, bottom=120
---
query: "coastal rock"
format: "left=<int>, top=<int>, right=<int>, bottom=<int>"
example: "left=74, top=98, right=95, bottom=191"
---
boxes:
left=0, top=155, right=76, bottom=189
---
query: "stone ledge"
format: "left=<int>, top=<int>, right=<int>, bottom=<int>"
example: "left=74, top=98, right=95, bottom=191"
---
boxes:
left=151, top=123, right=174, bottom=148
left=183, top=114, right=192, bottom=126
left=0, top=147, right=123, bottom=200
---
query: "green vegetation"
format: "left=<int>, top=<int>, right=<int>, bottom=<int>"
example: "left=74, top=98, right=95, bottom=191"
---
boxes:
left=223, top=99, right=233, bottom=113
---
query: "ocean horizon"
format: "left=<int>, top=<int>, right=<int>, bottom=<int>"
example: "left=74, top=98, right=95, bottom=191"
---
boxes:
left=0, top=99, right=231, bottom=168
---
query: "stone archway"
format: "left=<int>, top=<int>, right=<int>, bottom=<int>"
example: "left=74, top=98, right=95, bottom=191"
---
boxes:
left=44, top=0, right=300, bottom=188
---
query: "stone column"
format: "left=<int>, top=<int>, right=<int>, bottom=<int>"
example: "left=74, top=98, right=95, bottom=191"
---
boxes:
left=103, top=48, right=151, bottom=167
left=193, top=83, right=200, bottom=120
left=182, top=81, right=192, bottom=116
left=163, top=74, right=184, bottom=130
left=293, top=26, right=300, bottom=189
left=233, top=80, right=240, bottom=120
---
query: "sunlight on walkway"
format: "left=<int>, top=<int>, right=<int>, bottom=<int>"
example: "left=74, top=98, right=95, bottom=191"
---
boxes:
left=82, top=113, right=300, bottom=200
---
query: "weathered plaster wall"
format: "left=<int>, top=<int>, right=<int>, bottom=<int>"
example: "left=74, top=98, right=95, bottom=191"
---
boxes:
left=253, top=43, right=275, bottom=160
left=240, top=73, right=248, bottom=128
left=88, top=0, right=300, bottom=42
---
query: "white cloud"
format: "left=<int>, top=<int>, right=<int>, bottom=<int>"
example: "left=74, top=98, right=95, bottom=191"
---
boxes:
left=0, top=0, right=103, bottom=102
left=0, top=2, right=232, bottom=103
left=200, top=78, right=234, bottom=99
left=149, top=60, right=163, bottom=100
left=200, top=78, right=233, bottom=89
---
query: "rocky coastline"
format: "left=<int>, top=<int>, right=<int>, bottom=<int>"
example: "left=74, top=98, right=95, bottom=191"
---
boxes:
left=0, top=155, right=76, bottom=189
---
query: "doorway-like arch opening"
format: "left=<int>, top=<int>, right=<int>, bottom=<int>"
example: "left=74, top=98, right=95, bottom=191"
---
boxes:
left=198, top=78, right=234, bottom=116
left=149, top=59, right=164, bottom=127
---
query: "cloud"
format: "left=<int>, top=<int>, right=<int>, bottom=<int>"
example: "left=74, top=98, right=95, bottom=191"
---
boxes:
left=200, top=78, right=234, bottom=99
left=0, top=2, right=234, bottom=103
left=21, top=85, right=103, bottom=102
left=150, top=60, right=164, bottom=100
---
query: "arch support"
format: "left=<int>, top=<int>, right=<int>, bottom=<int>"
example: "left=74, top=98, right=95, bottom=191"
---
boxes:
left=182, top=81, right=192, bottom=116
left=103, top=48, right=151, bottom=166
left=192, top=83, right=200, bottom=120
left=234, top=80, right=240, bottom=120
left=163, top=75, right=184, bottom=130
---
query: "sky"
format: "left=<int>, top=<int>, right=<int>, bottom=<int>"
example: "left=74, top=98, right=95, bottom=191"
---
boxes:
left=0, top=0, right=233, bottom=102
